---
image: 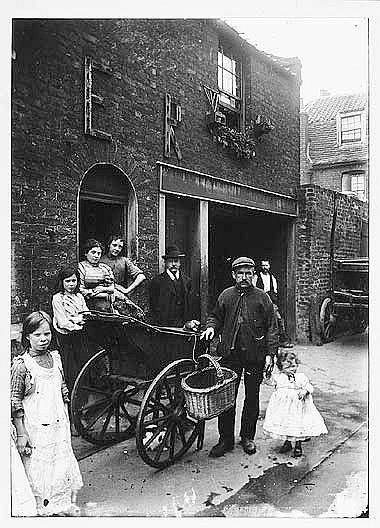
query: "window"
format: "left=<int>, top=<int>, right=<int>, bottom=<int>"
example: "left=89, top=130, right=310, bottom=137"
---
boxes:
left=339, top=113, right=362, bottom=143
left=218, top=44, right=242, bottom=129
left=342, top=172, right=366, bottom=201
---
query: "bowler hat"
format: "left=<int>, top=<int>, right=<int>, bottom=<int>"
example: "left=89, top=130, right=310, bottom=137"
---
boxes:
left=231, top=256, right=255, bottom=270
left=162, top=244, right=185, bottom=259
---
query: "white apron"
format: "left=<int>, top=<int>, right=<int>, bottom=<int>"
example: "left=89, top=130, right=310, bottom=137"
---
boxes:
left=22, top=351, right=83, bottom=515
left=11, top=425, right=37, bottom=517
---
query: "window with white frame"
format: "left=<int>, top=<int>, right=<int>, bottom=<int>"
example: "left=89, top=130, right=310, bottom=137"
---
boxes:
left=342, top=172, right=366, bottom=201
left=337, top=109, right=367, bottom=146
left=340, top=114, right=362, bottom=143
left=217, top=44, right=241, bottom=129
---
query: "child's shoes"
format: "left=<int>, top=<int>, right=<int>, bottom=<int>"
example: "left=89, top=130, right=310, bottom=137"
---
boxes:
left=279, top=440, right=292, bottom=453
left=293, top=443, right=302, bottom=457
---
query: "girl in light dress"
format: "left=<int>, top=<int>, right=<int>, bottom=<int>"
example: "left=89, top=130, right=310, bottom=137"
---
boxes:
left=11, top=311, right=83, bottom=516
left=263, top=350, right=327, bottom=457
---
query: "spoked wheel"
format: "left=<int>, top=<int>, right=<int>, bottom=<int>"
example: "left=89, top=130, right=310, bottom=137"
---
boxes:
left=71, top=349, right=142, bottom=445
left=136, top=359, right=204, bottom=469
left=319, top=297, right=336, bottom=342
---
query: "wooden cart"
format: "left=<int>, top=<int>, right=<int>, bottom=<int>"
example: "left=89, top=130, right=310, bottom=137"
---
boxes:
left=70, top=312, right=208, bottom=469
left=319, top=257, right=368, bottom=342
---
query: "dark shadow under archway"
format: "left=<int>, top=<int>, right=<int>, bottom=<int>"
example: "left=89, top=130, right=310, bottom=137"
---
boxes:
left=78, top=163, right=137, bottom=260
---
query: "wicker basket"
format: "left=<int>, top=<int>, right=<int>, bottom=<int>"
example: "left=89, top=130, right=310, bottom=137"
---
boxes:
left=181, top=354, right=238, bottom=420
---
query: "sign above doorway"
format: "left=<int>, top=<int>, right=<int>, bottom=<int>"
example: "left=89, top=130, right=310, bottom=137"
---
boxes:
left=158, top=162, right=297, bottom=217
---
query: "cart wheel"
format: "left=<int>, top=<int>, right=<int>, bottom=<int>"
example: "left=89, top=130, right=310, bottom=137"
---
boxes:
left=319, top=297, right=336, bottom=342
left=136, top=359, right=203, bottom=469
left=71, top=349, right=142, bottom=446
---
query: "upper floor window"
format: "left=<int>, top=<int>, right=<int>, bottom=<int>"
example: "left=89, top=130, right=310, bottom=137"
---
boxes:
left=337, top=110, right=366, bottom=145
left=342, top=171, right=366, bottom=201
left=341, top=114, right=362, bottom=143
left=218, top=44, right=242, bottom=129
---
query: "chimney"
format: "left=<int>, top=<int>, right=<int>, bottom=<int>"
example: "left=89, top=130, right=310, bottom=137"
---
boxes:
left=319, top=89, right=331, bottom=97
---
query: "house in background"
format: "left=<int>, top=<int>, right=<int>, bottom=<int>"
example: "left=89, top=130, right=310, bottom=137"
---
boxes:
left=297, top=91, right=368, bottom=342
left=300, top=92, right=368, bottom=202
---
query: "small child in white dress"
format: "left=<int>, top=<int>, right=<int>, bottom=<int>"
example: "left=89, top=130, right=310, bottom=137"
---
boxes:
left=263, top=350, right=327, bottom=457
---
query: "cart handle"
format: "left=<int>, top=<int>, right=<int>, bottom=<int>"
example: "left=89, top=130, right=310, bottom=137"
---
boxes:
left=196, top=354, right=225, bottom=384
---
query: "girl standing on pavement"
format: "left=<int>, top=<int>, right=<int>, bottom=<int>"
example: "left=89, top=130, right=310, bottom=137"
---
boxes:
left=52, top=267, right=90, bottom=393
left=263, top=350, right=327, bottom=457
left=11, top=311, right=83, bottom=516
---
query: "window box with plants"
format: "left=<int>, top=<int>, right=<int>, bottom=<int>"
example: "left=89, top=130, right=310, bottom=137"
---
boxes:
left=207, top=115, right=274, bottom=159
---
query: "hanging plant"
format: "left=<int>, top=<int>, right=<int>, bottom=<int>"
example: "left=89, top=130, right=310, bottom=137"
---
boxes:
left=210, top=124, right=257, bottom=159
left=208, top=115, right=274, bottom=160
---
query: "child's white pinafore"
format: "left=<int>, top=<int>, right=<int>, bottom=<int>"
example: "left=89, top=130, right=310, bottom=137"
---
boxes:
left=11, top=423, right=37, bottom=516
left=263, top=371, right=328, bottom=441
left=21, top=351, right=83, bottom=515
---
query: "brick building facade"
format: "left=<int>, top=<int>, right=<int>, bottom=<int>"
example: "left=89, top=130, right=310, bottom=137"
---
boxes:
left=11, top=19, right=301, bottom=339
left=300, top=93, right=368, bottom=202
left=296, top=184, right=368, bottom=342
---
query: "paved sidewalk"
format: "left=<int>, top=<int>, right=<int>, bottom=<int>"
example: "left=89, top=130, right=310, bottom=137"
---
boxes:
left=74, top=330, right=368, bottom=516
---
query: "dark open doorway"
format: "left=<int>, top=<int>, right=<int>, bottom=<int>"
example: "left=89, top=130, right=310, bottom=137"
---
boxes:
left=79, top=200, right=125, bottom=257
left=78, top=164, right=137, bottom=260
left=208, top=203, right=290, bottom=313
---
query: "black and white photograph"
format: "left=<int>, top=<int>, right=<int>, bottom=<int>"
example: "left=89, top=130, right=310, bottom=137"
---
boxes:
left=4, top=0, right=379, bottom=521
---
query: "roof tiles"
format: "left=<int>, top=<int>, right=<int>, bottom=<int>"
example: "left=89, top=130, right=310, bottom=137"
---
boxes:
left=304, top=93, right=367, bottom=123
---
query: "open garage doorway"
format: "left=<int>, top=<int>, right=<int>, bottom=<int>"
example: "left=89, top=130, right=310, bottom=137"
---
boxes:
left=208, top=202, right=295, bottom=336
left=78, top=164, right=137, bottom=260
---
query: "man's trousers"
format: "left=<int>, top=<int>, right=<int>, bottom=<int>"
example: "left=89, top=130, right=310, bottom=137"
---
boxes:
left=217, top=354, right=264, bottom=443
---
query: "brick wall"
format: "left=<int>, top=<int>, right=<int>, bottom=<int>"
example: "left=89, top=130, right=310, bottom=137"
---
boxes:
left=12, top=19, right=300, bottom=325
left=310, top=161, right=368, bottom=192
left=300, top=112, right=310, bottom=184
left=296, top=184, right=368, bottom=342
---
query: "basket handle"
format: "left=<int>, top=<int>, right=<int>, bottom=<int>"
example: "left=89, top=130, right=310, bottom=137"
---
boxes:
left=196, top=353, right=225, bottom=383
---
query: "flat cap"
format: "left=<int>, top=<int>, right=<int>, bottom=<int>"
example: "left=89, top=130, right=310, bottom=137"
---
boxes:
left=231, top=257, right=255, bottom=270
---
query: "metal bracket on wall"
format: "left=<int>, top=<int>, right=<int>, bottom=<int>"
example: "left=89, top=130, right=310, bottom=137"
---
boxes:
left=164, top=93, right=182, bottom=160
left=84, top=56, right=113, bottom=141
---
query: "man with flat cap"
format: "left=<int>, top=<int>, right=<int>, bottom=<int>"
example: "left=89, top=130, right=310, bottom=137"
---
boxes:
left=149, top=244, right=196, bottom=327
left=201, top=256, right=279, bottom=457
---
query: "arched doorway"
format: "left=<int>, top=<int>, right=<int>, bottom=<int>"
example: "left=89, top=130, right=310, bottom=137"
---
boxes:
left=78, top=163, right=137, bottom=260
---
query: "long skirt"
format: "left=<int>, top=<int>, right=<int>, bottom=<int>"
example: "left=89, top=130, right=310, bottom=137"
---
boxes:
left=56, top=330, right=92, bottom=393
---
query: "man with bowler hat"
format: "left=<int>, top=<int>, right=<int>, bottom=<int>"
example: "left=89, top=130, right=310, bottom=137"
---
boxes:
left=149, top=244, right=195, bottom=327
left=201, top=257, right=279, bottom=457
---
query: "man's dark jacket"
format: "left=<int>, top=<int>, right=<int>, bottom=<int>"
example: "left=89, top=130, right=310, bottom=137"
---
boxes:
left=207, top=285, right=279, bottom=362
left=149, top=271, right=193, bottom=326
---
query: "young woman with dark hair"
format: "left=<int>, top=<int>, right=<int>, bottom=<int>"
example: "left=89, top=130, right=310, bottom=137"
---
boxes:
left=78, top=238, right=115, bottom=313
left=52, top=267, right=90, bottom=393
left=100, top=234, right=146, bottom=318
